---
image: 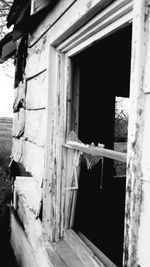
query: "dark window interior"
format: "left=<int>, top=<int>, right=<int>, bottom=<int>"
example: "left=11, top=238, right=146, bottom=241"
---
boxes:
left=72, top=25, right=132, bottom=267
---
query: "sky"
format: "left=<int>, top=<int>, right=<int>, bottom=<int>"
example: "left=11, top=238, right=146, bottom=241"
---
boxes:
left=0, top=64, right=14, bottom=118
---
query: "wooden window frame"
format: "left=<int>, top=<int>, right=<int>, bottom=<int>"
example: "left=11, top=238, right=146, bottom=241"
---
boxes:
left=43, top=0, right=133, bottom=264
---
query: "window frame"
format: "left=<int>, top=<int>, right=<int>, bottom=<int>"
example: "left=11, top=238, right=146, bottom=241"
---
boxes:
left=43, top=0, right=133, bottom=262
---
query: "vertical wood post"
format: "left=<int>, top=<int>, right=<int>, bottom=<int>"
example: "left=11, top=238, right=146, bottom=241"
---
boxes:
left=43, top=46, right=58, bottom=242
left=124, top=0, right=150, bottom=266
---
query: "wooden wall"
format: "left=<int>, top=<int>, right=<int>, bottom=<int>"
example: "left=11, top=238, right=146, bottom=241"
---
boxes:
left=11, top=0, right=150, bottom=266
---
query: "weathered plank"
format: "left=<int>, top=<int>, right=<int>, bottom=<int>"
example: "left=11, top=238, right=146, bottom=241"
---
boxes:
left=45, top=0, right=114, bottom=46
left=11, top=212, right=53, bottom=267
left=29, top=0, right=76, bottom=45
left=26, top=44, right=47, bottom=78
left=12, top=137, right=24, bottom=163
left=124, top=0, right=149, bottom=266
left=78, top=232, right=116, bottom=267
left=21, top=140, right=44, bottom=185
left=137, top=181, right=150, bottom=267
left=54, top=239, right=86, bottom=267
left=13, top=82, right=26, bottom=112
left=12, top=109, right=25, bottom=138
left=15, top=176, right=42, bottom=219
left=11, top=212, right=38, bottom=267
left=26, top=0, right=114, bottom=77
left=46, top=246, right=67, bottom=267
left=42, top=46, right=58, bottom=242
left=24, top=109, right=46, bottom=147
left=65, top=140, right=126, bottom=162
left=64, top=230, right=104, bottom=267
left=26, top=70, right=46, bottom=109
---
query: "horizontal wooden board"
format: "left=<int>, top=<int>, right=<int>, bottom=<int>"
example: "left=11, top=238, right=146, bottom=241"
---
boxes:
left=21, top=140, right=45, bottom=185
left=24, top=109, right=46, bottom=147
left=26, top=70, right=46, bottom=109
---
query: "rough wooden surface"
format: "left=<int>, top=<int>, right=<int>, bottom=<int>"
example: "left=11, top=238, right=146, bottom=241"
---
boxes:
left=123, top=0, right=150, bottom=266
left=12, top=137, right=23, bottom=163
left=11, top=212, right=53, bottom=267
left=11, top=212, right=37, bottom=267
left=12, top=109, right=25, bottom=138
left=64, top=230, right=104, bottom=267
left=24, top=109, right=46, bottom=147
left=21, top=141, right=44, bottom=185
left=29, top=0, right=77, bottom=46
left=26, top=0, right=114, bottom=79
left=13, top=82, right=26, bottom=112
left=26, top=71, right=46, bottom=109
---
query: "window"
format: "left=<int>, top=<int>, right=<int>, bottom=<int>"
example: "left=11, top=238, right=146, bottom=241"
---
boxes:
left=65, top=25, right=132, bottom=266
left=44, top=1, right=133, bottom=266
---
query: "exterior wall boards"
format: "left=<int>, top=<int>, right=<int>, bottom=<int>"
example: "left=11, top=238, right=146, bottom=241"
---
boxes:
left=10, top=0, right=150, bottom=266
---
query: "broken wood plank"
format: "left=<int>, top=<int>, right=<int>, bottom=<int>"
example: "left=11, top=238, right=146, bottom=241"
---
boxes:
left=64, top=141, right=127, bottom=162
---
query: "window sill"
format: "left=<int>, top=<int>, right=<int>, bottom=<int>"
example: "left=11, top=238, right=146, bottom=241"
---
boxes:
left=47, top=229, right=116, bottom=267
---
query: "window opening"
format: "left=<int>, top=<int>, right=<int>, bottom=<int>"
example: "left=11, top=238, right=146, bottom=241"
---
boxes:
left=69, top=24, right=132, bottom=267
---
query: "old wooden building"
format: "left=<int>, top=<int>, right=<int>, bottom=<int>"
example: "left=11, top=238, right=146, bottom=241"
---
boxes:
left=0, top=0, right=150, bottom=266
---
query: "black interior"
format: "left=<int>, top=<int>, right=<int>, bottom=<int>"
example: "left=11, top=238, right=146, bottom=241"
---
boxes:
left=73, top=24, right=132, bottom=267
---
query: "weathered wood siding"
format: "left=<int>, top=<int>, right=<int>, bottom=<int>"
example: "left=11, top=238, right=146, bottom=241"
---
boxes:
left=12, top=0, right=150, bottom=266
left=124, top=0, right=150, bottom=266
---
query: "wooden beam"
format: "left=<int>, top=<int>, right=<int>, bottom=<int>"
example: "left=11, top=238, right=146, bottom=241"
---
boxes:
left=64, top=141, right=127, bottom=162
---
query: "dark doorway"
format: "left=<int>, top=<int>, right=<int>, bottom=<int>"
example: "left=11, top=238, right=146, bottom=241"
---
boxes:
left=73, top=25, right=132, bottom=266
